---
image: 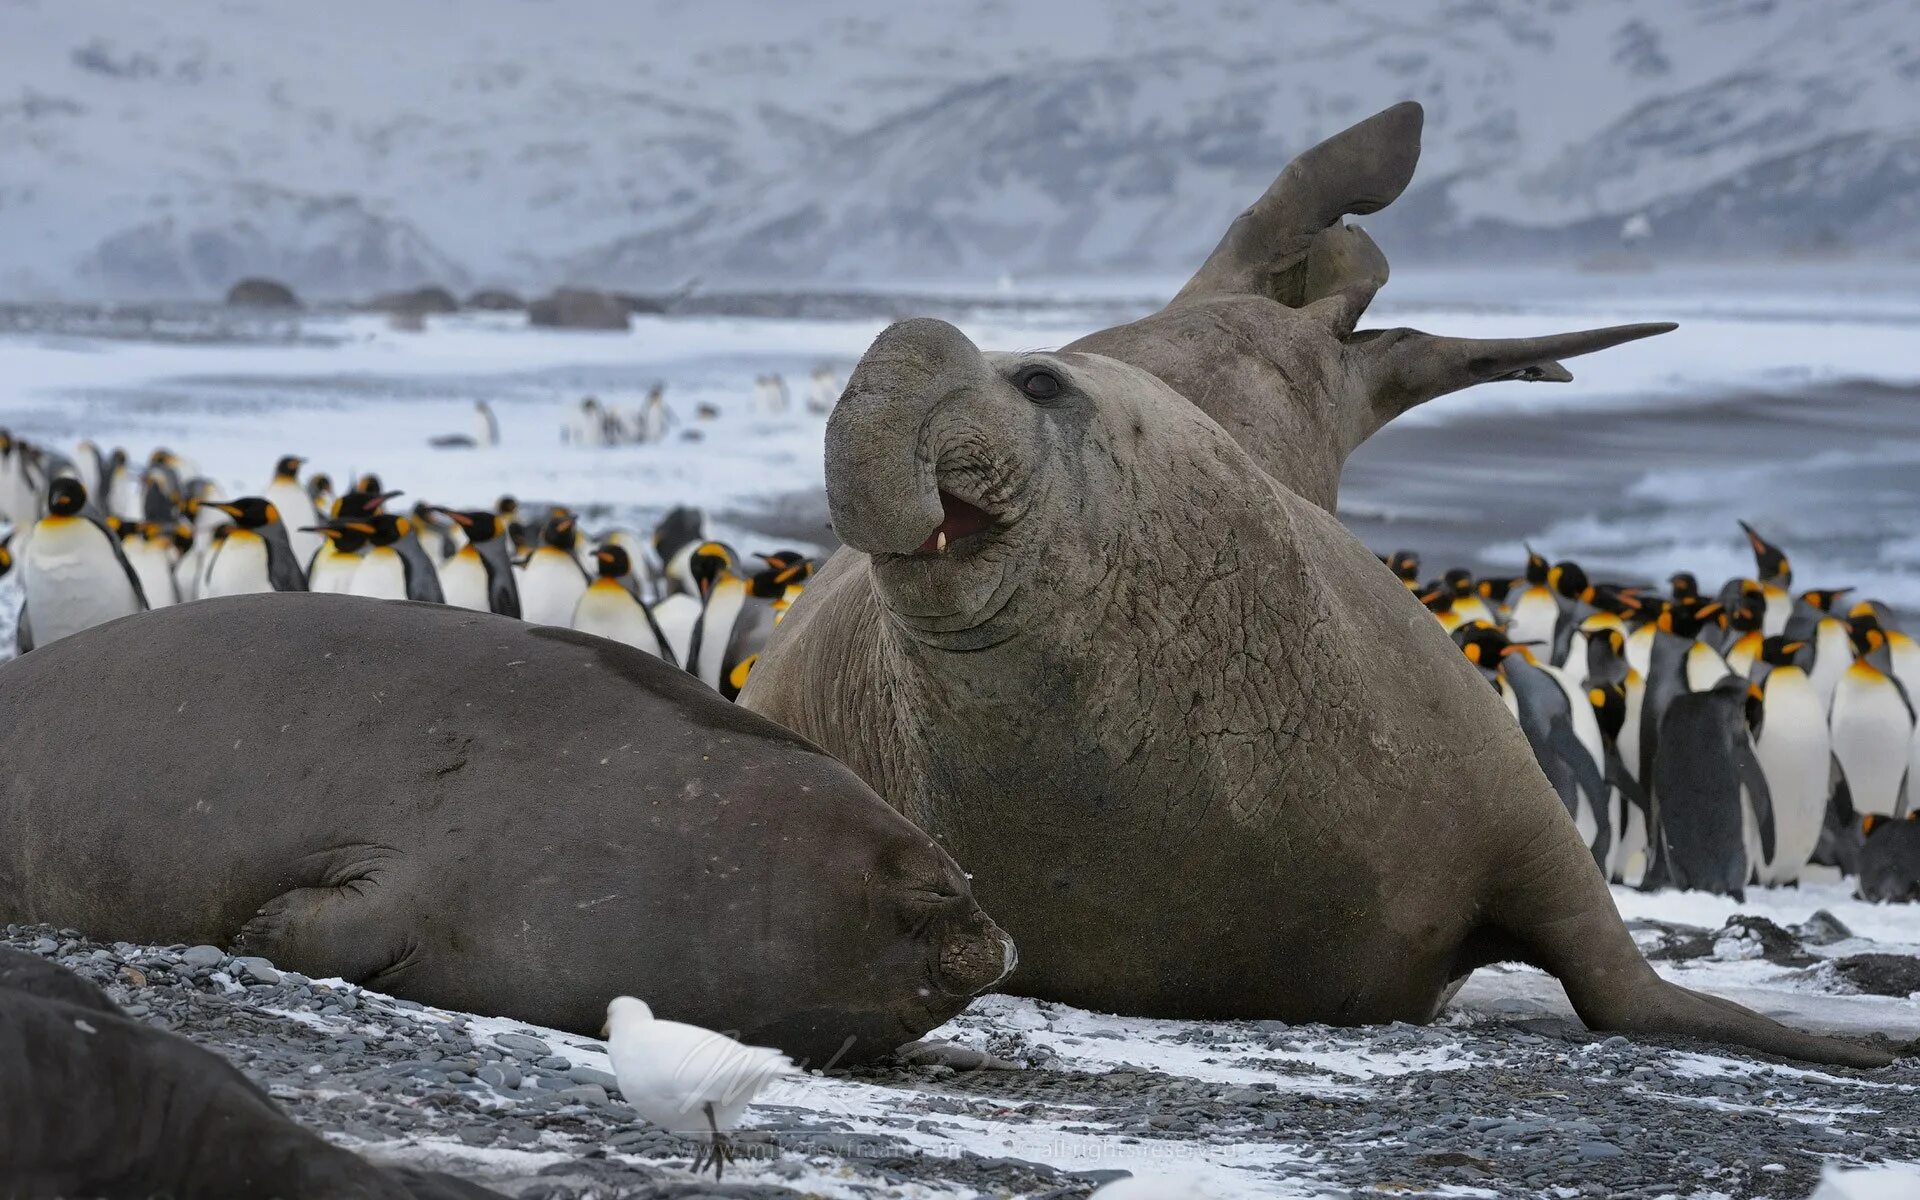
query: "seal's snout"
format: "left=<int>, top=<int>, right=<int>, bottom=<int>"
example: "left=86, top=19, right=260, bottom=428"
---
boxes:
left=825, top=318, right=993, bottom=557
left=937, top=910, right=1018, bottom=997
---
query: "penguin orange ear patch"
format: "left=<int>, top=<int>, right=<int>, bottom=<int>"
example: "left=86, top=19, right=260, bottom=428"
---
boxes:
left=1863, top=814, right=1882, bottom=835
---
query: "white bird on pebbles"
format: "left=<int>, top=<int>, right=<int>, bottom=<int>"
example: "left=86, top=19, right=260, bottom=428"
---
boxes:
left=601, top=995, right=793, bottom=1179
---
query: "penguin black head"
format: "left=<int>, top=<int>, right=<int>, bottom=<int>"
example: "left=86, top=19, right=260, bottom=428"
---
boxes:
left=1589, top=585, right=1645, bottom=619
left=412, top=501, right=451, bottom=531
left=1799, top=587, right=1851, bottom=613
left=497, top=495, right=520, bottom=518
left=353, top=513, right=409, bottom=547
left=653, top=505, right=706, bottom=558
left=1387, top=550, right=1420, bottom=586
left=273, top=455, right=305, bottom=481
left=540, top=514, right=580, bottom=551
left=307, top=473, right=335, bottom=501
left=689, top=541, right=737, bottom=598
left=306, top=520, right=371, bottom=554
left=356, top=473, right=383, bottom=494
left=439, top=508, right=504, bottom=542
left=1726, top=595, right=1765, bottom=635
left=1669, top=572, right=1699, bottom=602
left=46, top=477, right=88, bottom=517
left=1738, top=520, right=1791, bottom=586
left=1451, top=620, right=1511, bottom=673
left=210, top=497, right=281, bottom=529
left=754, top=550, right=814, bottom=588
left=1850, top=623, right=1887, bottom=659
left=1659, top=601, right=1722, bottom=640
left=335, top=489, right=401, bottom=521
left=1443, top=568, right=1476, bottom=598
left=594, top=544, right=633, bottom=580
left=1548, top=560, right=1593, bottom=604
left=1524, top=546, right=1549, bottom=586
left=1760, top=636, right=1809, bottom=669
left=1588, top=683, right=1627, bottom=742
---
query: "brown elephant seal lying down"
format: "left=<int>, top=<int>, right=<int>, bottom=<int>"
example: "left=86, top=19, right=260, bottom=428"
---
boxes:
left=742, top=102, right=1894, bottom=1067
left=0, top=595, right=1015, bottom=1064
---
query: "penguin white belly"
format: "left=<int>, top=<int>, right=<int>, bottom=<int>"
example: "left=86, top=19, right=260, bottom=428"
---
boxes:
left=267, top=482, right=321, bottom=566
left=1761, top=585, right=1791, bottom=637
left=1831, top=665, right=1916, bottom=816
left=202, top=534, right=273, bottom=598
left=1752, top=671, right=1831, bottom=885
left=1496, top=676, right=1519, bottom=721
left=1684, top=641, right=1731, bottom=692
left=1808, top=620, right=1850, bottom=707
left=308, top=548, right=362, bottom=595
left=520, top=553, right=588, bottom=626
left=652, top=593, right=699, bottom=666
left=1560, top=629, right=1587, bottom=674
left=1725, top=633, right=1763, bottom=678
left=1607, top=674, right=1649, bottom=885
left=109, top=475, right=141, bottom=522
left=348, top=549, right=409, bottom=600
left=22, top=520, right=143, bottom=643
left=174, top=544, right=204, bottom=601
left=694, top=580, right=748, bottom=688
left=126, top=541, right=178, bottom=608
left=1453, top=596, right=1495, bottom=626
left=1890, top=632, right=1920, bottom=687
left=1547, top=663, right=1610, bottom=858
left=572, top=582, right=665, bottom=655
left=1625, top=625, right=1655, bottom=679
left=438, top=551, right=491, bottom=612
left=1506, top=590, right=1557, bottom=650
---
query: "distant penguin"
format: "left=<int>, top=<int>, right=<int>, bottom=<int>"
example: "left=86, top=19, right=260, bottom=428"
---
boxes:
left=265, top=455, right=323, bottom=568
left=305, top=522, right=370, bottom=595
left=571, top=545, right=675, bottom=661
left=1506, top=547, right=1559, bottom=651
left=1501, top=643, right=1611, bottom=870
left=638, top=384, right=674, bottom=443
left=1585, top=627, right=1648, bottom=883
left=653, top=506, right=708, bottom=596
left=201, top=498, right=308, bottom=597
left=519, top=513, right=591, bottom=626
left=104, top=448, right=140, bottom=521
left=1441, top=568, right=1495, bottom=627
left=805, top=365, right=839, bottom=415
left=498, top=495, right=533, bottom=555
left=123, top=521, right=181, bottom=608
left=687, top=541, right=752, bottom=691
left=1652, top=675, right=1771, bottom=900
left=345, top=513, right=445, bottom=603
left=476, top=400, right=500, bottom=447
left=306, top=472, right=337, bottom=521
left=1857, top=815, right=1920, bottom=903
left=1830, top=629, right=1915, bottom=818
left=433, top=509, right=519, bottom=617
left=412, top=502, right=456, bottom=561
left=1749, top=637, right=1831, bottom=886
left=16, top=478, right=148, bottom=652
left=1547, top=560, right=1596, bottom=668
left=1737, top=520, right=1793, bottom=636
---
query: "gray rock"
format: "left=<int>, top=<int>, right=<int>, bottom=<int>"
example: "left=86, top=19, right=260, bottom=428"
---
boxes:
left=493, top=1032, right=551, bottom=1056
left=566, top=1066, right=619, bottom=1090
left=181, top=945, right=225, bottom=968
left=231, top=957, right=281, bottom=985
left=556, top=1084, right=609, bottom=1106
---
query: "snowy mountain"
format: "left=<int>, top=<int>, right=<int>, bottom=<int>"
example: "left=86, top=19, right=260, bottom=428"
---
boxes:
left=2, top=0, right=1915, bottom=298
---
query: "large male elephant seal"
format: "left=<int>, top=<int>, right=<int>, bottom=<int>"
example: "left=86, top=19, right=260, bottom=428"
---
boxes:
left=0, top=595, right=1014, bottom=1064
left=742, top=101, right=1892, bottom=1067
left=1, top=947, right=500, bottom=1198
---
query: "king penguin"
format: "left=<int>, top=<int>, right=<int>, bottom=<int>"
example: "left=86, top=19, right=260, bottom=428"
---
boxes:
left=1737, top=520, right=1793, bottom=637
left=433, top=508, right=520, bottom=617
left=344, top=513, right=444, bottom=603
left=519, top=513, right=591, bottom=626
left=1500, top=641, right=1611, bottom=870
left=15, top=477, right=148, bottom=652
left=1749, top=637, right=1832, bottom=885
left=1652, top=674, right=1772, bottom=900
left=652, top=506, right=708, bottom=597
left=201, top=498, right=308, bottom=596
left=265, top=455, right=323, bottom=569
left=1506, top=546, right=1559, bottom=651
left=123, top=521, right=181, bottom=608
left=1830, top=625, right=1916, bottom=818
left=1587, top=627, right=1649, bottom=884
left=305, top=522, right=371, bottom=595
left=687, top=541, right=752, bottom=691
left=571, top=544, right=676, bottom=661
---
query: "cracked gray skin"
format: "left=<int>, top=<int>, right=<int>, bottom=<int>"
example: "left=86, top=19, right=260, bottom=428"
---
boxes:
left=742, top=101, right=1893, bottom=1068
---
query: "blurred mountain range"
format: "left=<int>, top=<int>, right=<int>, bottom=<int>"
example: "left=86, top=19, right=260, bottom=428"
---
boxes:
left=2, top=0, right=1915, bottom=298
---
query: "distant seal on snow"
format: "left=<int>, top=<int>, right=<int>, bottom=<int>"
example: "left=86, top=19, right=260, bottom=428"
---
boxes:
left=0, top=595, right=1015, bottom=1063
left=0, top=947, right=500, bottom=1198
left=743, top=101, right=1893, bottom=1067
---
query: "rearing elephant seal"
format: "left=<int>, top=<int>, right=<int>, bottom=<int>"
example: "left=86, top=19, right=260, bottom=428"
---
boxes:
left=0, top=595, right=1014, bottom=1063
left=742, top=101, right=1892, bottom=1067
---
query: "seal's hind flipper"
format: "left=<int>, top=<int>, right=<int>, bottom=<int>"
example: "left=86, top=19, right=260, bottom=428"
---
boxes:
left=231, top=849, right=418, bottom=988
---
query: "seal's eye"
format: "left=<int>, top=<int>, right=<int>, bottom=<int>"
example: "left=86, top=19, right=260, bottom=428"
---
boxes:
left=1017, top=368, right=1061, bottom=401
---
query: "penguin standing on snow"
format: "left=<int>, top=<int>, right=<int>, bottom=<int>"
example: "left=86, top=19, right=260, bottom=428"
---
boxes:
left=15, top=478, right=148, bottom=652
left=201, top=498, right=308, bottom=597
left=432, top=509, right=520, bottom=617
left=1749, top=637, right=1832, bottom=886
left=265, top=456, right=323, bottom=569
left=1857, top=815, right=1920, bottom=902
left=1652, top=674, right=1772, bottom=900
left=518, top=513, right=591, bottom=626
left=1636, top=601, right=1729, bottom=887
left=1830, top=625, right=1915, bottom=818
left=571, top=545, right=676, bottom=661
left=687, top=541, right=753, bottom=692
left=1586, top=628, right=1649, bottom=884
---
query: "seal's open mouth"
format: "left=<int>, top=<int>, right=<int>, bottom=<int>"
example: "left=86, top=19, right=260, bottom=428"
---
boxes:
left=913, top=491, right=990, bottom=555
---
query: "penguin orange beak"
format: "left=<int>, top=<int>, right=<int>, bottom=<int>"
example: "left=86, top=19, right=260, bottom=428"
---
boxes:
left=210, top=502, right=244, bottom=518
left=369, top=491, right=404, bottom=511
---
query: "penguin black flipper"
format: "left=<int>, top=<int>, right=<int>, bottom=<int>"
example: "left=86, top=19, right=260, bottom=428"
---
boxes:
left=15, top=600, right=33, bottom=654
left=1547, top=715, right=1610, bottom=867
left=1738, top=739, right=1776, bottom=865
left=397, top=538, right=446, bottom=605
left=262, top=526, right=309, bottom=592
left=89, top=514, right=150, bottom=611
left=639, top=601, right=678, bottom=669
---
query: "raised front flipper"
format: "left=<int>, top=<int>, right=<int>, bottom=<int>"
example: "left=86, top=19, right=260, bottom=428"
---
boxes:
left=230, top=844, right=420, bottom=989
